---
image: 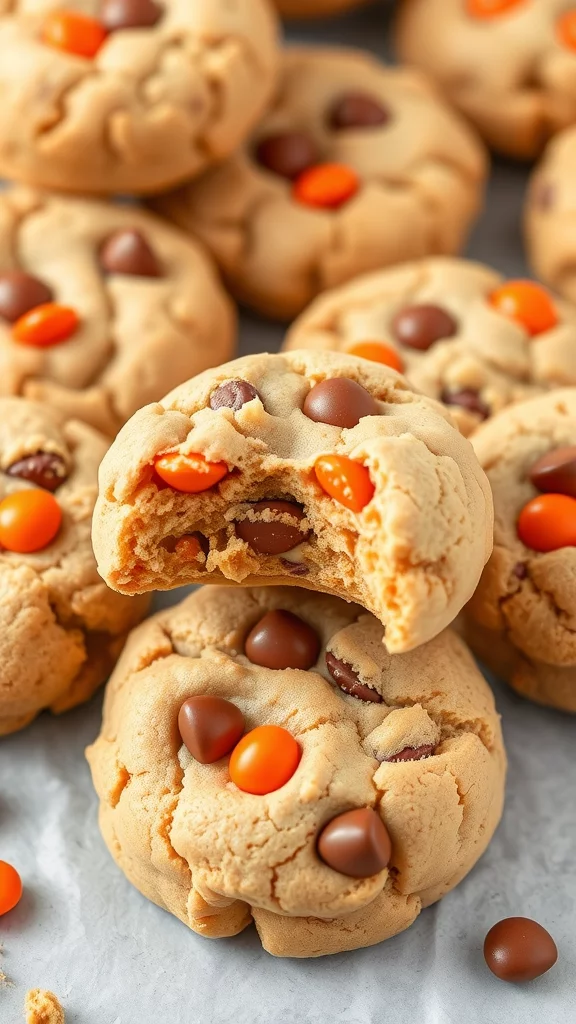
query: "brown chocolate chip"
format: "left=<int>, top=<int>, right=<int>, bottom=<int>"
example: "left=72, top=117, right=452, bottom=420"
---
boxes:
left=529, top=445, right=576, bottom=498
left=99, top=229, right=161, bottom=277
left=6, top=451, right=68, bottom=492
left=101, top=0, right=163, bottom=30
left=484, top=917, right=558, bottom=983
left=280, top=559, right=309, bottom=576
left=210, top=379, right=262, bottom=412
left=383, top=744, right=436, bottom=763
left=178, top=695, right=245, bottom=764
left=255, top=132, right=319, bottom=180
left=440, top=387, right=490, bottom=420
left=244, top=610, right=320, bottom=670
left=235, top=500, right=310, bottom=555
left=329, top=92, right=391, bottom=131
left=0, top=271, right=53, bottom=323
left=303, top=377, right=379, bottom=428
left=317, top=807, right=392, bottom=878
left=392, top=304, right=458, bottom=351
left=513, top=562, right=528, bottom=580
left=325, top=652, right=382, bottom=703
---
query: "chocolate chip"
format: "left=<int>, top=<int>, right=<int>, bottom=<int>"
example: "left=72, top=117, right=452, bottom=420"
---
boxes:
left=0, top=271, right=53, bottom=323
left=440, top=387, right=490, bottom=420
left=303, top=377, right=379, bottom=428
left=255, top=132, right=319, bottom=180
left=529, top=445, right=576, bottom=498
left=484, top=917, right=558, bottom=983
left=392, top=304, right=458, bottom=351
left=178, top=695, right=245, bottom=764
left=325, top=652, right=382, bottom=703
left=210, top=379, right=262, bottom=412
left=513, top=562, right=528, bottom=580
left=244, top=610, right=320, bottom=670
left=6, top=451, right=68, bottom=492
left=101, top=0, right=163, bottom=30
left=280, top=559, right=309, bottom=576
left=99, top=229, right=161, bottom=277
left=329, top=92, right=391, bottom=131
left=317, top=808, right=392, bottom=878
left=235, top=500, right=310, bottom=555
left=383, top=744, right=436, bottom=763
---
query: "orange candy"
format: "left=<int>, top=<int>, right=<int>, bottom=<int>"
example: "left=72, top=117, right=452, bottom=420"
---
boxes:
left=466, top=0, right=523, bottom=17
left=347, top=340, right=404, bottom=373
left=0, top=489, right=62, bottom=553
left=42, top=10, right=107, bottom=58
left=489, top=280, right=558, bottom=336
left=314, top=454, right=375, bottom=512
left=154, top=452, right=228, bottom=493
left=229, top=725, right=301, bottom=795
left=557, top=11, right=576, bottom=51
left=12, top=303, right=80, bottom=348
left=0, top=861, right=23, bottom=916
left=517, top=493, right=576, bottom=552
left=293, top=163, right=359, bottom=210
left=174, top=536, right=203, bottom=559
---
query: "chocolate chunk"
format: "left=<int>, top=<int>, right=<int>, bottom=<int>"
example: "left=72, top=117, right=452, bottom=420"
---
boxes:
left=280, top=558, right=309, bottom=576
left=255, top=132, right=319, bottom=180
left=303, top=377, right=379, bottom=428
left=329, top=92, right=391, bottom=130
left=178, top=695, right=245, bottom=764
left=244, top=610, right=320, bottom=670
left=101, top=0, right=163, bottom=30
left=484, top=917, right=558, bottom=983
left=99, top=229, right=161, bottom=277
left=325, top=652, right=382, bottom=703
left=235, top=500, right=310, bottom=555
left=317, top=808, right=392, bottom=878
left=6, top=451, right=68, bottom=492
left=0, top=271, right=53, bottom=323
left=513, top=562, right=527, bottom=580
left=529, top=445, right=576, bottom=498
left=392, top=304, right=458, bottom=351
left=210, top=379, right=262, bottom=412
left=440, top=387, right=490, bottom=420
left=383, top=744, right=436, bottom=763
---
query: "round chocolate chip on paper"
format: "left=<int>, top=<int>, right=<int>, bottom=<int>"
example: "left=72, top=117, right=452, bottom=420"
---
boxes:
left=303, top=377, right=379, bottom=428
left=392, top=304, right=458, bottom=351
left=6, top=451, right=68, bottom=492
left=101, top=0, right=163, bottom=30
left=325, top=652, right=382, bottom=703
left=317, top=807, right=392, bottom=878
left=484, top=917, right=558, bottom=983
left=210, top=379, right=262, bottom=412
left=255, top=132, right=320, bottom=180
left=329, top=92, right=391, bottom=130
left=244, top=609, right=320, bottom=670
left=440, top=387, right=490, bottom=420
left=178, top=695, right=245, bottom=764
left=99, top=228, right=162, bottom=277
left=0, top=271, right=53, bottom=324
left=235, top=500, right=310, bottom=555
left=529, top=445, right=576, bottom=498
left=383, top=744, right=436, bottom=763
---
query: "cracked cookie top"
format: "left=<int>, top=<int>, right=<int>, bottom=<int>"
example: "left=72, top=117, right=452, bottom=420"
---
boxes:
left=86, top=585, right=506, bottom=958
left=151, top=46, right=487, bottom=318
left=0, top=0, right=279, bottom=195
left=0, top=187, right=236, bottom=436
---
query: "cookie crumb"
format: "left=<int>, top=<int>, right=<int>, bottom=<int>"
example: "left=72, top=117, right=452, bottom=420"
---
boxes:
left=0, top=943, right=13, bottom=988
left=24, top=990, right=65, bottom=1024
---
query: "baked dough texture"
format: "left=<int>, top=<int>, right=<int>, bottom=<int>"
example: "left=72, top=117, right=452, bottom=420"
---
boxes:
left=285, top=257, right=576, bottom=436
left=92, top=350, right=493, bottom=654
left=464, top=389, right=576, bottom=712
left=0, top=0, right=279, bottom=195
left=0, top=187, right=236, bottom=437
left=0, top=397, right=149, bottom=736
left=152, top=47, right=486, bottom=318
left=526, top=126, right=576, bottom=305
left=86, top=585, right=506, bottom=958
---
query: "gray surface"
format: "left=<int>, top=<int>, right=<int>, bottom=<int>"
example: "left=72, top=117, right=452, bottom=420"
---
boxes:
left=1, top=3, right=574, bottom=1022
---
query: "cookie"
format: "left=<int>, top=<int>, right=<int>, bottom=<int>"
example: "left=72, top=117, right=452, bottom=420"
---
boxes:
left=0, top=0, right=278, bottom=195
left=151, top=47, right=486, bottom=319
left=0, top=397, right=149, bottom=736
left=0, top=187, right=236, bottom=437
left=92, top=350, right=493, bottom=654
left=395, top=0, right=576, bottom=160
left=285, top=257, right=576, bottom=436
left=276, top=0, right=367, bottom=16
left=86, top=585, right=506, bottom=958
left=526, top=126, right=576, bottom=306
left=463, top=388, right=576, bottom=712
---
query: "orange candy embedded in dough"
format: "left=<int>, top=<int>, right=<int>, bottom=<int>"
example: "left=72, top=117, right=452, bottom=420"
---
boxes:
left=517, top=493, right=576, bottom=552
left=229, top=725, right=301, bottom=795
left=12, top=303, right=80, bottom=348
left=314, top=454, right=375, bottom=512
left=557, top=10, right=576, bottom=51
left=42, top=11, right=107, bottom=58
left=0, top=489, right=62, bottom=553
left=154, top=452, right=228, bottom=493
left=466, top=0, right=524, bottom=18
left=489, top=280, right=558, bottom=336
left=293, top=163, right=359, bottom=209
left=347, top=341, right=405, bottom=373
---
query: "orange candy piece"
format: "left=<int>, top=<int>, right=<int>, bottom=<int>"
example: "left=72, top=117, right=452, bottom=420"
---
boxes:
left=517, top=493, right=576, bottom=552
left=489, top=280, right=558, bottom=336
left=466, top=0, right=523, bottom=17
left=229, top=725, right=301, bottom=795
left=0, top=489, right=62, bottom=553
left=293, top=163, right=359, bottom=210
left=42, top=10, right=107, bottom=58
left=0, top=861, right=23, bottom=916
left=154, top=451, right=228, bottom=493
left=12, top=303, right=80, bottom=348
left=315, top=454, right=375, bottom=512
left=557, top=11, right=576, bottom=51
left=347, top=340, right=404, bottom=373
